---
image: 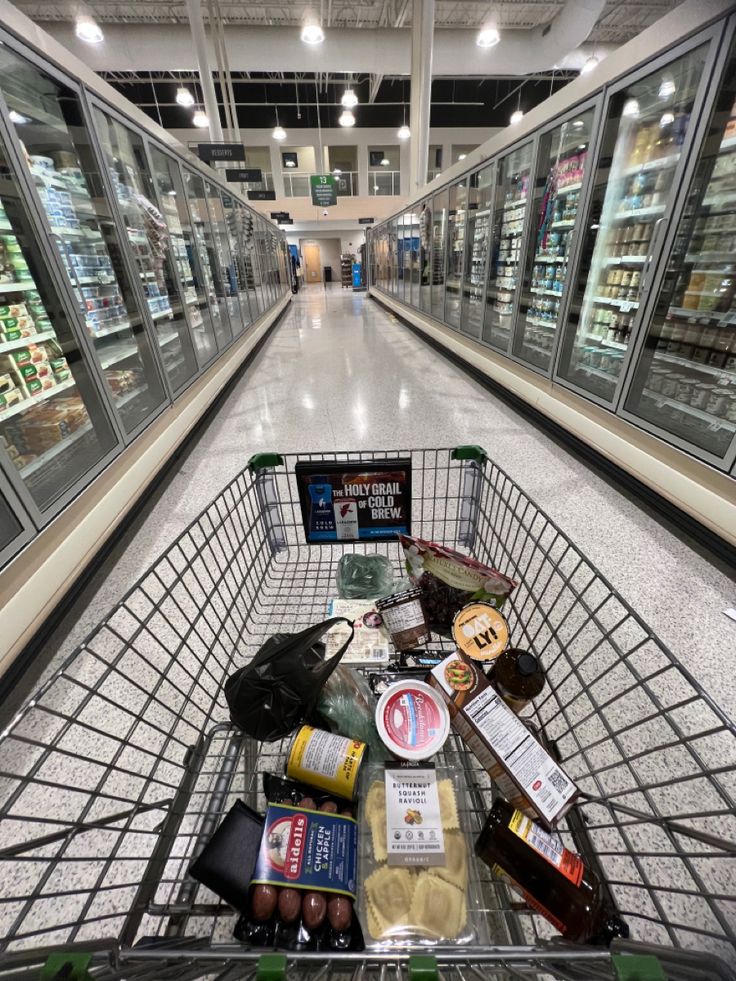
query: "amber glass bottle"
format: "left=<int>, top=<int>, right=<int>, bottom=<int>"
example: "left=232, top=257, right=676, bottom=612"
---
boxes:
left=475, top=798, right=628, bottom=944
left=489, top=648, right=545, bottom=713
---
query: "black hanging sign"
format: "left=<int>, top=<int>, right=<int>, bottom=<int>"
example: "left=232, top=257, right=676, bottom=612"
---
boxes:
left=358, top=217, right=375, bottom=224
left=197, top=142, right=247, bottom=161
left=248, top=190, right=277, bottom=201
left=225, top=168, right=263, bottom=182
left=295, top=459, right=412, bottom=543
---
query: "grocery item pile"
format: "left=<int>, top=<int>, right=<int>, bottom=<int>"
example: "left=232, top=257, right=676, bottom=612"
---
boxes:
left=190, top=539, right=628, bottom=951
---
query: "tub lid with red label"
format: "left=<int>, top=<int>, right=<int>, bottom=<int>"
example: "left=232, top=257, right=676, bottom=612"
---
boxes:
left=375, top=679, right=450, bottom=761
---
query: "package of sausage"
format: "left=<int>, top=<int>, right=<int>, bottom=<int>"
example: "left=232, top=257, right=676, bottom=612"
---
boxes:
left=234, top=775, right=364, bottom=951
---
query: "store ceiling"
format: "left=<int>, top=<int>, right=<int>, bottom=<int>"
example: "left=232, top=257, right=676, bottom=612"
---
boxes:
left=13, top=0, right=683, bottom=45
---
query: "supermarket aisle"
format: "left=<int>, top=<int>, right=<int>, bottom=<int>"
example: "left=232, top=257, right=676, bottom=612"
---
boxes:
left=22, top=284, right=736, bottom=717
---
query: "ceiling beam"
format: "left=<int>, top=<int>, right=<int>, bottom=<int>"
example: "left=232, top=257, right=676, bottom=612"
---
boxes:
left=369, top=73, right=383, bottom=102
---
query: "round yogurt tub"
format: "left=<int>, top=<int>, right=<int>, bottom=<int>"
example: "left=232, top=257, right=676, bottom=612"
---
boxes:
left=375, top=679, right=450, bottom=761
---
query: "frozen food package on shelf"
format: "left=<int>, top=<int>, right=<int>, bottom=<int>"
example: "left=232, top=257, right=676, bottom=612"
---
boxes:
left=399, top=533, right=517, bottom=635
left=358, top=763, right=488, bottom=947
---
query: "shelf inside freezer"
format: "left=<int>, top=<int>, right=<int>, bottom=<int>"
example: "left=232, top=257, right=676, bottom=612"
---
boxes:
left=613, top=204, right=666, bottom=220
left=0, top=377, right=76, bottom=423
left=0, top=280, right=38, bottom=294
left=642, top=388, right=736, bottom=431
left=90, top=320, right=134, bottom=339
left=18, top=419, right=94, bottom=477
left=593, top=296, right=639, bottom=310
left=0, top=330, right=55, bottom=354
left=653, top=351, right=736, bottom=382
left=621, top=152, right=681, bottom=177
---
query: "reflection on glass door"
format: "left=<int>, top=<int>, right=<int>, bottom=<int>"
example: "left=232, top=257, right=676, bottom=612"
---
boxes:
left=205, top=183, right=239, bottom=340
left=418, top=200, right=432, bottom=313
left=556, top=45, right=708, bottom=402
left=460, top=163, right=494, bottom=338
left=222, top=195, right=253, bottom=335
left=430, top=189, right=448, bottom=321
left=150, top=148, right=218, bottom=366
left=624, top=40, right=736, bottom=462
left=445, top=178, right=468, bottom=329
left=0, top=477, right=29, bottom=563
left=183, top=169, right=230, bottom=351
left=0, top=51, right=167, bottom=434
left=514, top=111, right=595, bottom=371
left=94, top=109, right=199, bottom=393
left=238, top=204, right=262, bottom=318
left=481, top=142, right=533, bottom=350
left=0, top=124, right=117, bottom=511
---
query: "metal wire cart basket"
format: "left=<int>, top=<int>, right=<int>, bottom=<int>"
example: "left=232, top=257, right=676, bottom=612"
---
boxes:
left=0, top=447, right=734, bottom=981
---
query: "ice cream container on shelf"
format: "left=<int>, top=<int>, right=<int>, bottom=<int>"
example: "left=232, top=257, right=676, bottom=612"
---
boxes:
left=675, top=378, right=694, bottom=403
left=706, top=388, right=731, bottom=417
left=689, top=383, right=715, bottom=410
left=375, top=679, right=450, bottom=761
left=725, top=396, right=736, bottom=423
left=649, top=368, right=669, bottom=393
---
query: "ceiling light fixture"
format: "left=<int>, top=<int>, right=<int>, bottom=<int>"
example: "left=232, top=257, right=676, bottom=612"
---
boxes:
left=580, top=55, right=599, bottom=75
left=8, top=110, right=30, bottom=124
left=301, top=23, right=325, bottom=44
left=285, top=159, right=296, bottom=167
left=75, top=15, right=104, bottom=43
left=192, top=110, right=209, bottom=128
left=176, top=87, right=195, bottom=107
left=397, top=124, right=410, bottom=139
left=339, top=109, right=356, bottom=127
left=510, top=109, right=524, bottom=125
left=374, top=183, right=380, bottom=191
left=458, top=153, right=467, bottom=160
left=333, top=167, right=342, bottom=174
left=476, top=26, right=500, bottom=48
left=272, top=107, right=287, bottom=141
left=380, top=157, right=390, bottom=166
left=341, top=87, right=358, bottom=108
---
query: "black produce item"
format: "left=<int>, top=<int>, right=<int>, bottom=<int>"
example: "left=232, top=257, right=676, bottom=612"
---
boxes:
left=188, top=800, right=264, bottom=912
left=225, top=617, right=354, bottom=740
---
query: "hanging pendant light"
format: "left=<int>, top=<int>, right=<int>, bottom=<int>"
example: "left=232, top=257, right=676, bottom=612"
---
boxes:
left=176, top=87, right=195, bottom=107
left=339, top=109, right=356, bottom=127
left=341, top=88, right=358, bottom=108
left=192, top=109, right=209, bottom=128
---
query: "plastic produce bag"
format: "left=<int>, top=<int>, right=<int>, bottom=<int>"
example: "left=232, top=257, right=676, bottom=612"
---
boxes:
left=225, top=617, right=354, bottom=741
left=318, top=664, right=391, bottom=760
left=336, top=553, right=395, bottom=600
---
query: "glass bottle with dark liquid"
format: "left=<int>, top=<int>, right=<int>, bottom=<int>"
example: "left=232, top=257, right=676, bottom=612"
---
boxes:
left=475, top=798, right=628, bottom=944
left=489, top=647, right=545, bottom=713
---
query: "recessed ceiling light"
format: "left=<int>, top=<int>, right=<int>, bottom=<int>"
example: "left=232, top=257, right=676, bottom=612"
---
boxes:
left=458, top=153, right=467, bottom=160
left=339, top=109, right=356, bottom=127
left=341, top=88, right=358, bottom=108
left=380, top=158, right=390, bottom=166
left=285, top=159, right=296, bottom=167
left=510, top=109, right=524, bottom=125
left=9, top=110, right=30, bottom=124
left=75, top=15, right=104, bottom=43
left=301, top=23, right=325, bottom=44
left=397, top=124, right=410, bottom=139
left=192, top=110, right=209, bottom=128
left=580, top=55, right=599, bottom=74
left=477, top=27, right=500, bottom=48
left=176, top=87, right=194, bottom=107
left=272, top=124, right=287, bottom=141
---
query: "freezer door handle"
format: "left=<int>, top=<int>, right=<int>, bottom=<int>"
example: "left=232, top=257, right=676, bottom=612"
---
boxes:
left=641, top=217, right=667, bottom=295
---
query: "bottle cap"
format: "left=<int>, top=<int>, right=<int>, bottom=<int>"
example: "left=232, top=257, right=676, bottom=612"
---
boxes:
left=517, top=653, right=538, bottom=676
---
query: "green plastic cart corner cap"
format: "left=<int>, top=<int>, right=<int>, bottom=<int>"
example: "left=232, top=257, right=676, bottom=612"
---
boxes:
left=40, top=952, right=92, bottom=981
left=256, top=952, right=287, bottom=981
left=451, top=445, right=488, bottom=465
left=612, top=953, right=667, bottom=981
left=248, top=452, right=284, bottom=473
left=409, top=954, right=439, bottom=980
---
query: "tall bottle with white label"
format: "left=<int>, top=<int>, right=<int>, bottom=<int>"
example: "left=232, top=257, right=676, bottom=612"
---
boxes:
left=475, top=798, right=628, bottom=944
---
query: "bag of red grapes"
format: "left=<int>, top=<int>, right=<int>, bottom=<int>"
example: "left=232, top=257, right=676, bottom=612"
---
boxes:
left=399, top=534, right=517, bottom=637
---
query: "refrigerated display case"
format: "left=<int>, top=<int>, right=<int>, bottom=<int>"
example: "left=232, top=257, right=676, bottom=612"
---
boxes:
left=481, top=141, right=533, bottom=351
left=204, top=182, right=239, bottom=340
left=93, top=106, right=200, bottom=394
left=0, top=124, right=118, bottom=514
left=222, top=195, right=253, bottom=335
left=148, top=147, right=218, bottom=367
left=430, top=188, right=448, bottom=322
left=0, top=471, right=32, bottom=567
left=417, top=200, right=432, bottom=313
left=445, top=178, right=468, bottom=329
left=460, top=163, right=494, bottom=338
left=622, top=35, right=736, bottom=466
left=555, top=42, right=711, bottom=403
left=183, top=168, right=231, bottom=352
left=514, top=108, right=597, bottom=372
left=0, top=48, right=167, bottom=437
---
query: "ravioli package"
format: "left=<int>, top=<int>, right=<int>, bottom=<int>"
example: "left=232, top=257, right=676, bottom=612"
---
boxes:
left=357, top=763, right=488, bottom=947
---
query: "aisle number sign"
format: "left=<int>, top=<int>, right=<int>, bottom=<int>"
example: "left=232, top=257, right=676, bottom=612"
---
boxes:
left=310, top=175, right=337, bottom=207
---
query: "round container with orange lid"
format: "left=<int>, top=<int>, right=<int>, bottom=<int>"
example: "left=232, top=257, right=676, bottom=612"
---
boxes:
left=451, top=601, right=510, bottom=663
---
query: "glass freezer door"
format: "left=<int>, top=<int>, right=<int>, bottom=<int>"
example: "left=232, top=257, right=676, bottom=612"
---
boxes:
left=222, top=195, right=253, bottom=335
left=149, top=148, right=218, bottom=367
left=460, top=163, right=494, bottom=338
left=623, top=38, right=736, bottom=464
left=93, top=108, right=199, bottom=394
left=183, top=169, right=230, bottom=351
left=0, top=50, right=167, bottom=436
left=445, top=179, right=468, bottom=330
left=556, top=44, right=709, bottom=403
left=514, top=110, right=596, bottom=372
left=481, top=142, right=534, bottom=351
left=205, top=183, right=239, bottom=340
left=0, top=127, right=118, bottom=513
left=417, top=200, right=432, bottom=314
left=430, top=189, right=448, bottom=322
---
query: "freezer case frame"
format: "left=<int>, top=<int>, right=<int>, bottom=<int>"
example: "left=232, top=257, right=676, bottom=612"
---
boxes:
left=0, top=447, right=733, bottom=980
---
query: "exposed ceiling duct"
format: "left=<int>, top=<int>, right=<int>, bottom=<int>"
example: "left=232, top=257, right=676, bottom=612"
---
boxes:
left=32, top=0, right=608, bottom=75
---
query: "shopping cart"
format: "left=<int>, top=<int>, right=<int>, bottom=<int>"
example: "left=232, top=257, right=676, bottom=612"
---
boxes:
left=0, top=447, right=734, bottom=981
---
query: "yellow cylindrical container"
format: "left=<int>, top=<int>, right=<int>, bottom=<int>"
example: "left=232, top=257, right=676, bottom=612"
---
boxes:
left=286, top=725, right=366, bottom=800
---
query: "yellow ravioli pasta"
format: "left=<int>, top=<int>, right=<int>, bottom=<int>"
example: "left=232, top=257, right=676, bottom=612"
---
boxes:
left=364, top=866, right=415, bottom=930
left=438, top=779, right=460, bottom=829
left=409, top=872, right=466, bottom=939
left=433, top=831, right=468, bottom=890
left=365, top=780, right=386, bottom=818
left=366, top=901, right=387, bottom=940
left=370, top=811, right=388, bottom=862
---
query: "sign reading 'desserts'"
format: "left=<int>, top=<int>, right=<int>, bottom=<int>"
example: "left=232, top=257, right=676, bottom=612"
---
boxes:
left=295, top=459, right=412, bottom=543
left=248, top=190, right=277, bottom=201
left=358, top=217, right=375, bottom=224
left=310, top=174, right=337, bottom=207
left=198, top=142, right=247, bottom=161
left=271, top=211, right=290, bottom=220
left=225, top=168, right=263, bottom=183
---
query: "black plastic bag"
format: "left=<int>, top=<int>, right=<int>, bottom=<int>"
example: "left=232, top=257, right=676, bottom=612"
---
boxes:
left=225, top=617, right=354, bottom=740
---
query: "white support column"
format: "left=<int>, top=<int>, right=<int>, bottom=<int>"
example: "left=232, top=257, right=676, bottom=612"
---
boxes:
left=358, top=143, right=369, bottom=197
left=409, top=0, right=435, bottom=195
left=270, top=142, right=286, bottom=198
left=185, top=0, right=224, bottom=142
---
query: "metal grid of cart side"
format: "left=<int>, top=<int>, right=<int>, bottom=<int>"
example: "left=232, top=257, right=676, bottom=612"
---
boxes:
left=0, top=447, right=734, bottom=980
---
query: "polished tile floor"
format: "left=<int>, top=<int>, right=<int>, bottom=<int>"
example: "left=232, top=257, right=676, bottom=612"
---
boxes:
left=24, top=284, right=736, bottom=718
